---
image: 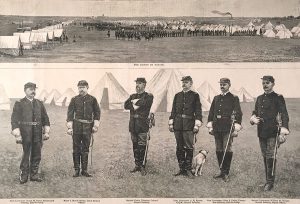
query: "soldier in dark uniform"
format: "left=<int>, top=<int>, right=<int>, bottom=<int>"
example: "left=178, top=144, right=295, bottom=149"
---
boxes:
left=169, top=76, right=203, bottom=178
left=11, top=82, right=50, bottom=184
left=66, top=80, right=101, bottom=177
left=207, top=78, right=242, bottom=182
left=250, top=76, right=289, bottom=191
left=124, top=78, right=153, bottom=176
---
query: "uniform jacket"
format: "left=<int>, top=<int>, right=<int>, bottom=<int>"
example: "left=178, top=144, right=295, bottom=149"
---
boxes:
left=67, top=94, right=101, bottom=134
left=253, top=92, right=289, bottom=138
left=124, top=92, right=153, bottom=133
left=11, top=97, right=50, bottom=143
left=169, top=90, right=202, bottom=131
left=208, top=92, right=242, bottom=133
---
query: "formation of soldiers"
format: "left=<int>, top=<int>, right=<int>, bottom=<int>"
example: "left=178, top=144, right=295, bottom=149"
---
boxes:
left=10, top=75, right=290, bottom=192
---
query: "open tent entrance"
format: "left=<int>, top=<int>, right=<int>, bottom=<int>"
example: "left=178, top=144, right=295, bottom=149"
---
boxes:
left=100, top=88, right=109, bottom=110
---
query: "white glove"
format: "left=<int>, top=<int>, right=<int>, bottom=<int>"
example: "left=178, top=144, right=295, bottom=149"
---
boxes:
left=234, top=123, right=242, bottom=132
left=42, top=133, right=50, bottom=141
left=231, top=130, right=238, bottom=137
left=280, top=127, right=290, bottom=135
left=206, top=122, right=214, bottom=135
left=67, top=129, right=73, bottom=135
left=11, top=128, right=22, bottom=144
left=195, top=120, right=202, bottom=128
left=278, top=134, right=286, bottom=144
left=250, top=115, right=260, bottom=125
left=66, top=121, right=73, bottom=135
left=92, top=120, right=100, bottom=133
left=168, top=119, right=174, bottom=132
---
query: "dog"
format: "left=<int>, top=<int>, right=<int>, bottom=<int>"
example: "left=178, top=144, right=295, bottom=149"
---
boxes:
left=192, top=150, right=209, bottom=176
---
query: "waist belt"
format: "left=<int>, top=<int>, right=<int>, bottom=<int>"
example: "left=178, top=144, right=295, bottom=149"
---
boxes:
left=131, top=114, right=147, bottom=119
left=216, top=115, right=230, bottom=119
left=74, top=119, right=93, bottom=124
left=176, top=114, right=194, bottom=119
left=19, top=122, right=41, bottom=126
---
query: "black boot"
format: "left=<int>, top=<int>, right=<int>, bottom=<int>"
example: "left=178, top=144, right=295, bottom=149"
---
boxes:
left=30, top=163, right=42, bottom=182
left=81, top=152, right=92, bottom=177
left=73, top=153, right=80, bottom=177
left=223, top=152, right=233, bottom=182
left=264, top=158, right=276, bottom=191
left=139, top=145, right=147, bottom=176
left=185, top=149, right=194, bottom=179
left=19, top=170, right=28, bottom=184
left=130, top=143, right=141, bottom=173
left=213, top=151, right=224, bottom=179
left=174, top=147, right=186, bottom=176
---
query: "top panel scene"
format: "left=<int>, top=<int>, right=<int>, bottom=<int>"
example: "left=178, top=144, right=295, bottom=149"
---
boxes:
left=0, top=0, right=299, bottom=63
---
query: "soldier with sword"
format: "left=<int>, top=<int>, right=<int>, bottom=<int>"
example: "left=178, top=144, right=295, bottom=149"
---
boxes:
left=250, top=76, right=289, bottom=191
left=207, top=78, right=243, bottom=182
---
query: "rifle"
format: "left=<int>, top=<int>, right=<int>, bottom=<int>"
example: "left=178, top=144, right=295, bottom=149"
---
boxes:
left=220, top=110, right=236, bottom=169
left=143, top=113, right=155, bottom=166
left=272, top=113, right=282, bottom=176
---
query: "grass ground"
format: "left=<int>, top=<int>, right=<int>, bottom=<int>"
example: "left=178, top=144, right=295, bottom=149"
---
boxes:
left=0, top=99, right=299, bottom=198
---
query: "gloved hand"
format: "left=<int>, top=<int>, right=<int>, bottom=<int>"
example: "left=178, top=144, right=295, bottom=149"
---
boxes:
left=232, top=123, right=242, bottom=137
left=231, top=130, right=238, bottom=137
left=206, top=122, right=214, bottom=136
left=42, top=126, right=50, bottom=141
left=11, top=128, right=22, bottom=144
left=92, top=120, right=100, bottom=133
left=250, top=115, right=260, bottom=125
left=66, top=121, right=73, bottom=136
left=67, top=129, right=73, bottom=135
left=193, top=126, right=199, bottom=133
left=278, top=134, right=286, bottom=145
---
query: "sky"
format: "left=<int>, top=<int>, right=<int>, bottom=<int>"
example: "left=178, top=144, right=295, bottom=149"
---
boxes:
left=0, top=67, right=299, bottom=98
left=0, top=0, right=299, bottom=17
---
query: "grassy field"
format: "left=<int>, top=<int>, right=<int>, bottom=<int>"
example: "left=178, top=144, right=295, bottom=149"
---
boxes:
left=0, top=16, right=300, bottom=62
left=0, top=99, right=299, bottom=198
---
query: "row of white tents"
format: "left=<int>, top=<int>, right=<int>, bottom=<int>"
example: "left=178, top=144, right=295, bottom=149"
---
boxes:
left=0, top=21, right=72, bottom=56
left=0, top=70, right=254, bottom=112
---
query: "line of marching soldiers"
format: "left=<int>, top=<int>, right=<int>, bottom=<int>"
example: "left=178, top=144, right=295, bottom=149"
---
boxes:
left=10, top=76, right=289, bottom=192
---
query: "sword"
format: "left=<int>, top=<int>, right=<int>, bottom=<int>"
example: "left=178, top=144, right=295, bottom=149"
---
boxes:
left=143, top=113, right=155, bottom=167
left=272, top=113, right=282, bottom=176
left=90, top=133, right=94, bottom=166
left=220, top=111, right=236, bottom=169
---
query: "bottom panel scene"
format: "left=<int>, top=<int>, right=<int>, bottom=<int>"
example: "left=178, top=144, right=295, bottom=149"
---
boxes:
left=0, top=67, right=299, bottom=199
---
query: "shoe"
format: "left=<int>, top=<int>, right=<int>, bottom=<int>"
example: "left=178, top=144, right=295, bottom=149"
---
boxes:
left=30, top=174, right=43, bottom=182
left=223, top=174, right=230, bottom=182
left=19, top=172, right=28, bottom=184
left=173, top=170, right=187, bottom=176
left=73, top=169, right=80, bottom=177
left=130, top=166, right=141, bottom=173
left=264, top=183, right=274, bottom=191
left=186, top=170, right=195, bottom=179
left=140, top=167, right=147, bottom=176
left=81, top=171, right=92, bottom=177
left=213, top=172, right=224, bottom=179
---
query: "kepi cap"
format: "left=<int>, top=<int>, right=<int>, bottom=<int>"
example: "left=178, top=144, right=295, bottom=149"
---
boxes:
left=77, top=80, right=89, bottom=87
left=24, top=82, right=37, bottom=90
left=219, top=78, right=231, bottom=84
left=181, top=76, right=193, bottom=82
left=135, top=77, right=147, bottom=83
left=261, top=75, right=275, bottom=83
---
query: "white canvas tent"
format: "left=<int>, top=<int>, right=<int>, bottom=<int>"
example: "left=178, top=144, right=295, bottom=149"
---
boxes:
left=90, top=72, right=129, bottom=110
left=0, top=84, right=10, bottom=110
left=197, top=81, right=218, bottom=103
left=276, top=29, right=292, bottom=39
left=13, top=32, right=32, bottom=49
left=0, top=36, right=22, bottom=56
left=232, top=87, right=254, bottom=102
left=147, top=69, right=210, bottom=112
left=56, top=88, right=76, bottom=106
left=45, top=89, right=61, bottom=105
left=263, top=29, right=276, bottom=38
left=37, top=89, right=49, bottom=102
left=264, top=21, right=274, bottom=30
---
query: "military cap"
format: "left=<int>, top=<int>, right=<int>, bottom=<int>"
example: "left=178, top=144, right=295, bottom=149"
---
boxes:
left=219, top=78, right=231, bottom=84
left=135, top=77, right=147, bottom=83
left=181, top=76, right=193, bottom=82
left=77, top=80, right=89, bottom=87
left=261, top=75, right=275, bottom=83
left=24, top=82, right=37, bottom=90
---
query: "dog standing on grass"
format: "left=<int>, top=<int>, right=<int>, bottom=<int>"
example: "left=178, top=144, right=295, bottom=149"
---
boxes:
left=192, top=150, right=209, bottom=176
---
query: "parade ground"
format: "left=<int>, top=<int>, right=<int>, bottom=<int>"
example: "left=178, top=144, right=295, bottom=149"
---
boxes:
left=1, top=17, right=300, bottom=62
left=0, top=99, right=299, bottom=198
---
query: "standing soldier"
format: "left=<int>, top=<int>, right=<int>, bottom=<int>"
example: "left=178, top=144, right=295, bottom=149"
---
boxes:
left=169, top=76, right=203, bottom=178
left=124, top=78, right=153, bottom=176
left=250, top=76, right=289, bottom=191
left=206, top=78, right=242, bottom=182
left=11, top=82, right=50, bottom=184
left=66, top=80, right=100, bottom=177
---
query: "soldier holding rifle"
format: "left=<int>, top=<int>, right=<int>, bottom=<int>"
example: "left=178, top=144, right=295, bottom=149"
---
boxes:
left=207, top=78, right=243, bottom=182
left=250, top=76, right=289, bottom=191
left=124, top=78, right=154, bottom=176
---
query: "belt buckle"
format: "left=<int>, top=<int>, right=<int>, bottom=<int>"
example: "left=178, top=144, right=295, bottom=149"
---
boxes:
left=217, top=115, right=222, bottom=119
